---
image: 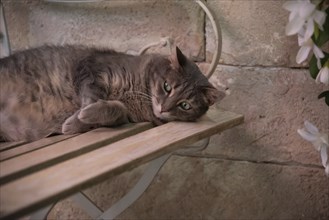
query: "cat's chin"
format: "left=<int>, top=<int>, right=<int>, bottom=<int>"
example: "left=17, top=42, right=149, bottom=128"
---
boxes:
left=152, top=117, right=168, bottom=126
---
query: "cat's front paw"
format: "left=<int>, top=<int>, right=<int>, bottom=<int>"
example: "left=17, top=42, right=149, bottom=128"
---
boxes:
left=62, top=113, right=93, bottom=134
left=62, top=115, right=80, bottom=134
left=78, top=103, right=101, bottom=124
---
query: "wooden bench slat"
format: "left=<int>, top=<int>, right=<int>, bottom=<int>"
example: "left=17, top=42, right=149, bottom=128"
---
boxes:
left=0, top=122, right=152, bottom=184
left=0, top=141, right=27, bottom=152
left=0, top=109, right=243, bottom=219
left=0, top=134, right=77, bottom=161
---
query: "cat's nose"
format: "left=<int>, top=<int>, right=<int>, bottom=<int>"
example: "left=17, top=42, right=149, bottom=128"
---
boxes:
left=160, top=104, right=171, bottom=113
left=160, top=107, right=169, bottom=113
left=160, top=107, right=165, bottom=113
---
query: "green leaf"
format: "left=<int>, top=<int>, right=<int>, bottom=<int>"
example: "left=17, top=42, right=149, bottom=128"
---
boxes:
left=309, top=52, right=329, bottom=79
left=318, top=90, right=329, bottom=106
left=313, top=7, right=329, bottom=46
left=314, top=24, right=320, bottom=40
left=310, top=55, right=319, bottom=79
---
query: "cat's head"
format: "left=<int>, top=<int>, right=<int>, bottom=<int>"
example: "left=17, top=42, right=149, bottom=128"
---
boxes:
left=150, top=47, right=224, bottom=123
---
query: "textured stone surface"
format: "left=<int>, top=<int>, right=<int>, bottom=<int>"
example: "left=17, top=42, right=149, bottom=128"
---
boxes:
left=206, top=65, right=329, bottom=166
left=1, top=0, right=30, bottom=51
left=49, top=156, right=329, bottom=220
left=3, top=0, right=204, bottom=60
left=47, top=199, right=91, bottom=220
left=206, top=0, right=303, bottom=67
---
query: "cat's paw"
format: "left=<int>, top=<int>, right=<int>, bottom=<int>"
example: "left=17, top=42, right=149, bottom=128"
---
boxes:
left=62, top=115, right=80, bottom=134
left=78, top=100, right=129, bottom=126
left=62, top=113, right=93, bottom=134
left=78, top=103, right=102, bottom=124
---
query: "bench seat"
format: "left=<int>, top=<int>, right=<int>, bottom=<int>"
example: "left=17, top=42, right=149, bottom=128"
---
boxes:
left=0, top=108, right=243, bottom=219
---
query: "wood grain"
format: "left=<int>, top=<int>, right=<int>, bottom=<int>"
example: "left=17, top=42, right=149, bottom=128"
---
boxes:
left=0, top=122, right=152, bottom=184
left=0, top=109, right=243, bottom=219
left=0, top=141, right=26, bottom=152
left=0, top=135, right=76, bottom=161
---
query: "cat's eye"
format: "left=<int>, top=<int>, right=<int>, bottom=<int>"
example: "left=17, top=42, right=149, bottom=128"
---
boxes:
left=179, top=101, right=191, bottom=110
left=163, top=81, right=172, bottom=93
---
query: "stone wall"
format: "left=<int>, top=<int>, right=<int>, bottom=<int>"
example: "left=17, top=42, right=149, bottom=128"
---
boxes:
left=2, top=0, right=329, bottom=219
left=4, top=0, right=205, bottom=60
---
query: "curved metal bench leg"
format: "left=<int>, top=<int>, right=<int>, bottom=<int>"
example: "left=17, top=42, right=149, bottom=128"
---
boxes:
left=71, top=192, right=103, bottom=218
left=95, top=137, right=210, bottom=219
left=97, top=153, right=171, bottom=220
left=0, top=1, right=11, bottom=58
left=72, top=154, right=171, bottom=220
left=72, top=137, right=211, bottom=220
left=30, top=203, right=56, bottom=220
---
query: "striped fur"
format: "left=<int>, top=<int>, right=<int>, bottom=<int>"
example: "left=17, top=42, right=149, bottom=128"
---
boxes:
left=0, top=45, right=221, bottom=141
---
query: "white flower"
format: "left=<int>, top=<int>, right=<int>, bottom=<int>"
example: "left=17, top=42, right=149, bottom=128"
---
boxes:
left=284, top=0, right=326, bottom=39
left=316, top=66, right=329, bottom=85
left=298, top=120, right=329, bottom=176
left=283, top=1, right=326, bottom=67
left=296, top=35, right=324, bottom=66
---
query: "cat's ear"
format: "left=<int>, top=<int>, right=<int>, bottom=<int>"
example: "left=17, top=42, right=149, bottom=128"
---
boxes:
left=203, top=86, right=225, bottom=106
left=170, top=46, right=188, bottom=69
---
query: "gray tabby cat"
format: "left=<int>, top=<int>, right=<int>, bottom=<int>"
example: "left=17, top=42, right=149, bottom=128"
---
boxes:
left=0, top=45, right=221, bottom=142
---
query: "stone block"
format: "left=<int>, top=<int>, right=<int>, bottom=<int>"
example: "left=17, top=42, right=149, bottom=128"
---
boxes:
left=206, top=0, right=304, bottom=67
left=2, top=0, right=205, bottom=60
left=206, top=64, right=329, bottom=166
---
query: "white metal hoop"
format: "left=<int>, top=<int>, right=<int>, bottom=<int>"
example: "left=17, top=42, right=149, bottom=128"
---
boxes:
left=0, top=1, right=11, bottom=58
left=195, top=0, right=222, bottom=79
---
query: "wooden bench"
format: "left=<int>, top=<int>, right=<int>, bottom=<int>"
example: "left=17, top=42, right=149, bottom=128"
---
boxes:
left=0, top=108, right=243, bottom=220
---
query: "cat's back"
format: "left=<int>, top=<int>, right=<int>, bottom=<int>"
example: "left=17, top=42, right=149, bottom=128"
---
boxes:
left=0, top=45, right=90, bottom=108
left=0, top=45, right=91, bottom=141
left=0, top=45, right=89, bottom=79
